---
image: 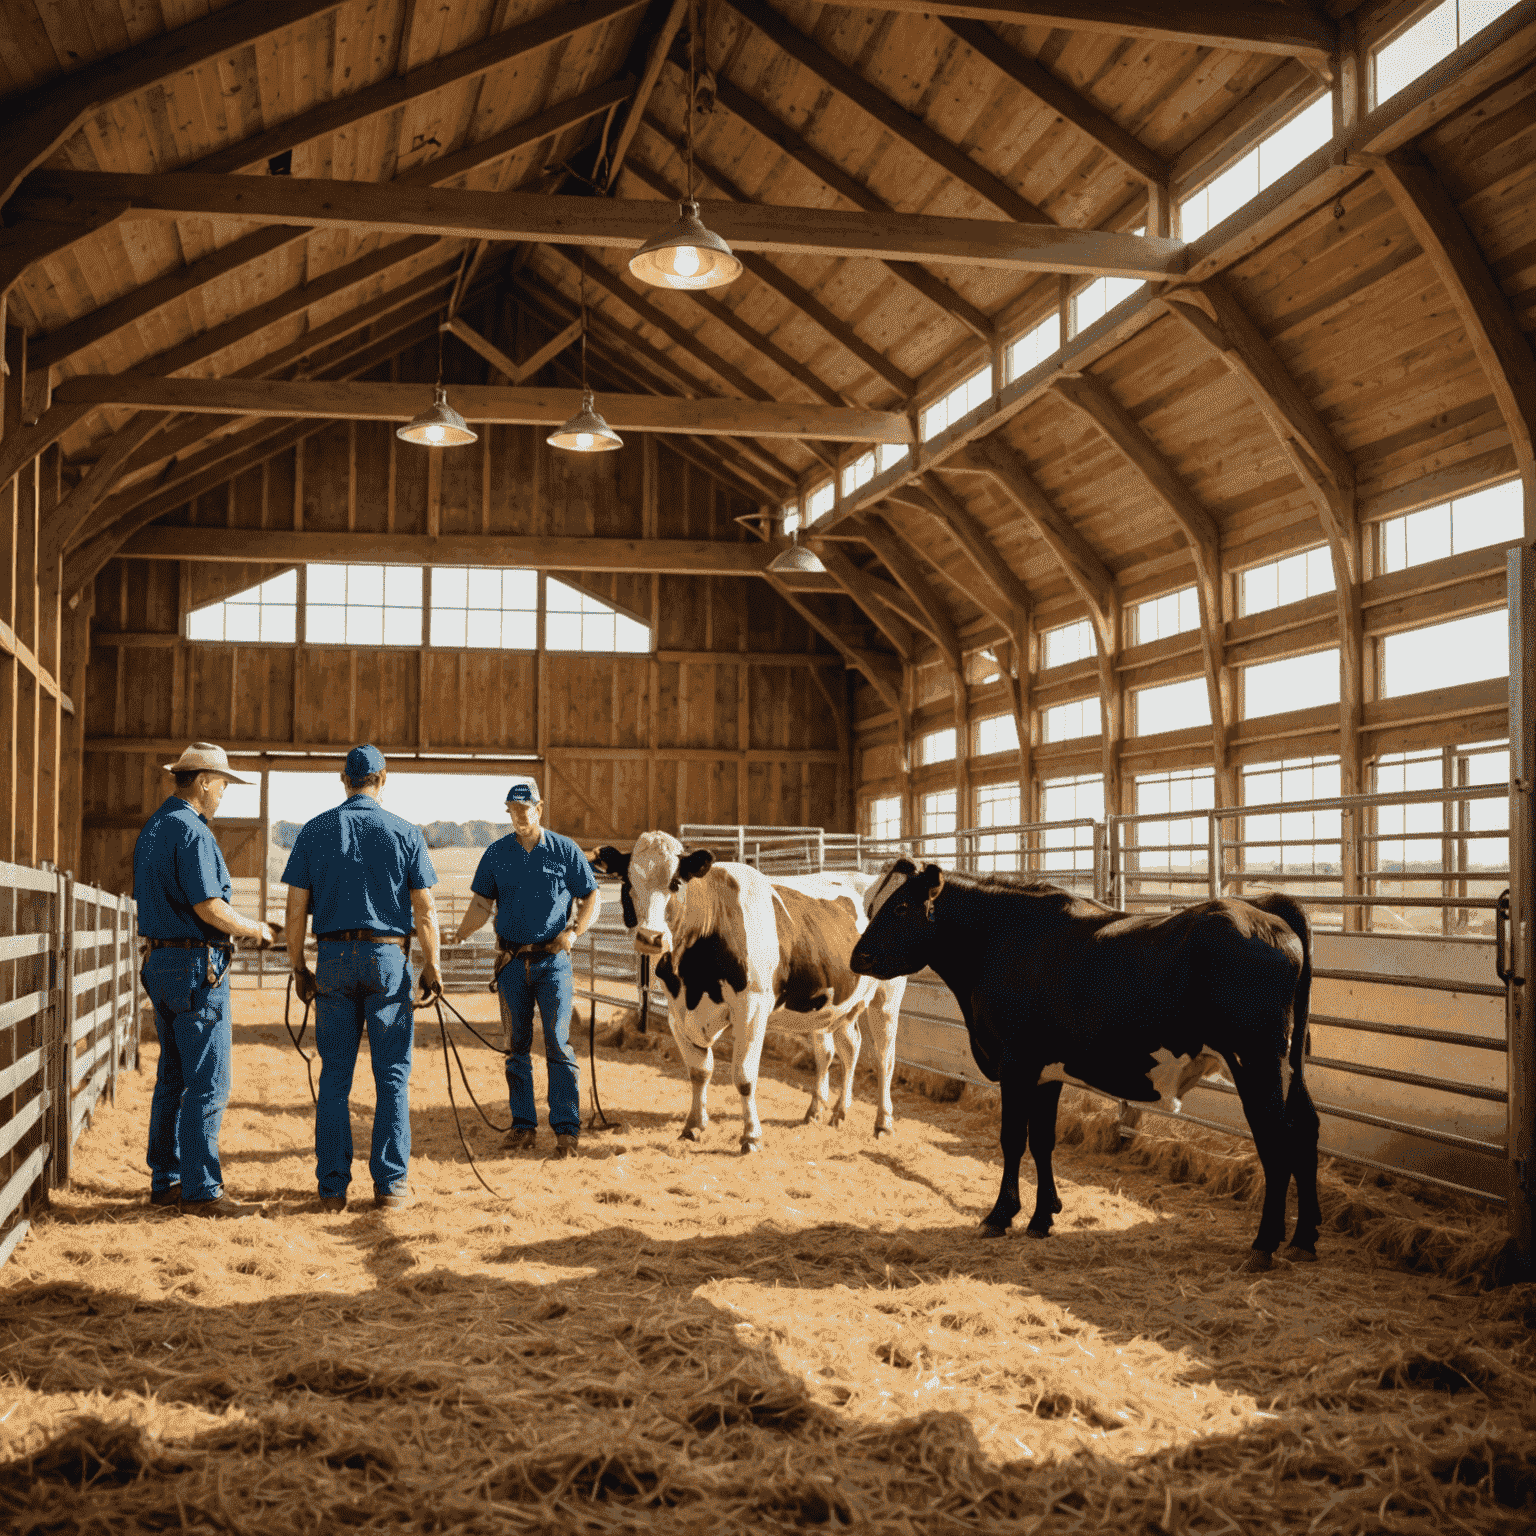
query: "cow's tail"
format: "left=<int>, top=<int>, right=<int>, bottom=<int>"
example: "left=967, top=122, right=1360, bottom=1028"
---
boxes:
left=1251, top=891, right=1312, bottom=1086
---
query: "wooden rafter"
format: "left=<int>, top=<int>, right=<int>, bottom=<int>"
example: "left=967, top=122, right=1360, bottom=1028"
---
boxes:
left=763, top=575, right=903, bottom=715
left=939, top=19, right=1169, bottom=186
left=445, top=317, right=583, bottom=386
left=16, top=173, right=1185, bottom=281
left=845, top=3, right=1336, bottom=64
left=720, top=0, right=1052, bottom=226
left=845, top=516, right=965, bottom=675
left=29, top=82, right=629, bottom=378
left=0, top=208, right=128, bottom=300
left=707, top=74, right=997, bottom=341
left=603, top=0, right=690, bottom=188
left=800, top=543, right=919, bottom=662
left=0, top=0, right=345, bottom=209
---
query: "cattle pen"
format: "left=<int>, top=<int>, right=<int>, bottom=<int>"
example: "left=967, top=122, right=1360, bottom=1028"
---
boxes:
left=4, top=0, right=1536, bottom=1529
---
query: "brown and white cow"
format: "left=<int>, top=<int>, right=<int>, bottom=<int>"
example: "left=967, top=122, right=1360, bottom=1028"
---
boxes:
left=591, top=832, right=906, bottom=1151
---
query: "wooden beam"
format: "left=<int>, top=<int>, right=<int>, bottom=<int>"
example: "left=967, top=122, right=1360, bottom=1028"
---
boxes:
left=0, top=0, right=345, bottom=209
left=18, top=173, right=1184, bottom=280
left=117, top=528, right=782, bottom=574
left=802, top=541, right=919, bottom=661
left=52, top=375, right=909, bottom=443
left=764, top=575, right=903, bottom=715
left=721, top=0, right=1051, bottom=226
left=29, top=81, right=627, bottom=377
left=939, top=19, right=1169, bottom=185
left=445, top=316, right=583, bottom=385
left=0, top=209, right=128, bottom=299
left=604, top=0, right=689, bottom=188
left=39, top=412, right=171, bottom=569
left=1364, top=149, right=1536, bottom=516
left=848, top=515, right=966, bottom=676
left=845, top=3, right=1336, bottom=64
left=888, top=479, right=1031, bottom=630
left=625, top=140, right=914, bottom=394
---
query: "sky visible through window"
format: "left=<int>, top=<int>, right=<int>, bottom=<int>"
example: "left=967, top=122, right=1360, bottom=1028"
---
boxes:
left=1374, top=1, right=1521, bottom=104
left=1379, top=479, right=1523, bottom=573
left=186, top=570, right=296, bottom=644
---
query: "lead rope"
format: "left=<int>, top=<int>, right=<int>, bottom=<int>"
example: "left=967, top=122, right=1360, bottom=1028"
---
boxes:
left=419, top=990, right=510, bottom=1198
left=283, top=973, right=317, bottom=1104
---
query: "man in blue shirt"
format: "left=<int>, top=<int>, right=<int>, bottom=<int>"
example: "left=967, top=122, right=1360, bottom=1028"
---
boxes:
left=452, top=781, right=599, bottom=1157
left=282, top=744, right=442, bottom=1212
left=134, top=742, right=275, bottom=1218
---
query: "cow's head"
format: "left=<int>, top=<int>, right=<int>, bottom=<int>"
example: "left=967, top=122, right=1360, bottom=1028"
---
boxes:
left=615, top=830, right=715, bottom=957
left=588, top=845, right=637, bottom=929
left=850, top=858, right=946, bottom=978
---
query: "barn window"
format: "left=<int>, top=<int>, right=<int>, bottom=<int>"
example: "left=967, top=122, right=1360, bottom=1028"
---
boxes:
left=1238, top=545, right=1334, bottom=617
left=877, top=442, right=910, bottom=473
left=805, top=480, right=836, bottom=523
left=780, top=499, right=801, bottom=536
left=1241, top=756, right=1342, bottom=895
left=974, top=713, right=1018, bottom=757
left=919, top=727, right=957, bottom=765
left=1128, top=586, right=1199, bottom=646
left=920, top=789, right=957, bottom=859
left=1374, top=1, right=1520, bottom=105
left=974, top=782, right=1021, bottom=871
left=429, top=568, right=538, bottom=650
left=1378, top=478, right=1523, bottom=573
left=1132, top=677, right=1209, bottom=735
left=841, top=451, right=875, bottom=497
left=306, top=564, right=421, bottom=646
left=1072, top=272, right=1143, bottom=333
left=1178, top=95, right=1331, bottom=240
left=186, top=569, right=297, bottom=643
left=1133, top=768, right=1215, bottom=887
left=1041, top=772, right=1104, bottom=878
left=1043, top=696, right=1100, bottom=743
left=1006, top=313, right=1060, bottom=381
left=1042, top=617, right=1096, bottom=669
left=920, top=364, right=992, bottom=441
left=1241, top=649, right=1340, bottom=719
left=866, top=794, right=902, bottom=842
left=545, top=578, right=650, bottom=653
left=1381, top=609, right=1508, bottom=698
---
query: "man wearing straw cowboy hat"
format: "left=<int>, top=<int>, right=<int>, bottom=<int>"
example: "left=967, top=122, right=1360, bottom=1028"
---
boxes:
left=134, top=742, right=275, bottom=1218
left=283, top=744, right=442, bottom=1213
left=451, top=780, right=600, bottom=1158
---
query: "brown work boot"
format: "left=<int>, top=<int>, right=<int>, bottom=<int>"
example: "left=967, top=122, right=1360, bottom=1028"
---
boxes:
left=317, top=1196, right=347, bottom=1213
left=374, top=1187, right=414, bottom=1212
left=149, top=1183, right=181, bottom=1208
left=504, top=1128, right=537, bottom=1151
left=182, top=1194, right=262, bottom=1219
left=552, top=1135, right=579, bottom=1160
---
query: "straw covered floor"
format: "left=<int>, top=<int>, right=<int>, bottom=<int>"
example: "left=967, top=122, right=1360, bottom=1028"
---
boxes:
left=1, top=988, right=1533, bottom=1533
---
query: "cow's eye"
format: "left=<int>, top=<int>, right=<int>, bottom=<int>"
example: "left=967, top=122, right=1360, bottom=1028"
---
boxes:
left=668, top=878, right=681, bottom=892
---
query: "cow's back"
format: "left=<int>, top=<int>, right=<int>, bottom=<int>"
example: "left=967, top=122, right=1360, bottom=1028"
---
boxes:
left=766, top=875, right=875, bottom=1027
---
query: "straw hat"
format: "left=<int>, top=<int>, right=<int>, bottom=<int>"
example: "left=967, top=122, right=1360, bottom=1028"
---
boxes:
left=162, top=742, right=252, bottom=785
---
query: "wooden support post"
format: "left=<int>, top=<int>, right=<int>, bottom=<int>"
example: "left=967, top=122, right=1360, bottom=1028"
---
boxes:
left=0, top=325, right=23, bottom=865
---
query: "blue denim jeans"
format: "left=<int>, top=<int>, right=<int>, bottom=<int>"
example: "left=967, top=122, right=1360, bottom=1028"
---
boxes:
left=314, top=941, right=415, bottom=1198
left=498, top=950, right=581, bottom=1138
left=144, top=946, right=232, bottom=1203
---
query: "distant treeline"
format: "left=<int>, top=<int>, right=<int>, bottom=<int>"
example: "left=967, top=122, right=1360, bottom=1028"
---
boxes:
left=271, top=819, right=502, bottom=850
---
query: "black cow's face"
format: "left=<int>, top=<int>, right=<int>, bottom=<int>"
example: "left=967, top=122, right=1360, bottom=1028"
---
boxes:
left=849, top=858, right=944, bottom=978
left=588, top=845, right=636, bottom=929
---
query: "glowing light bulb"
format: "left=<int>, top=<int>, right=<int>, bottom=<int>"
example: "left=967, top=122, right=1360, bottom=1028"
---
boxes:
left=425, top=423, right=445, bottom=444
left=672, top=244, right=701, bottom=278
left=576, top=432, right=594, bottom=450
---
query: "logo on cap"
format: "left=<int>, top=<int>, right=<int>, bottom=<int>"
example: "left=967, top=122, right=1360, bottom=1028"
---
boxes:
left=506, top=782, right=540, bottom=803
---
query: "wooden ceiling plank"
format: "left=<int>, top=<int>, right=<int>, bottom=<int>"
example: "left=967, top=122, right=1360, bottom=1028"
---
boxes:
left=16, top=173, right=1186, bottom=279
left=0, top=0, right=346, bottom=209
left=710, top=74, right=997, bottom=340
left=0, top=207, right=130, bottom=301
left=845, top=514, right=966, bottom=674
left=799, top=540, right=918, bottom=661
left=603, top=0, right=690, bottom=189
left=31, top=82, right=628, bottom=377
left=889, top=478, right=1032, bottom=627
left=1365, top=149, right=1536, bottom=510
left=720, top=0, right=1052, bottom=225
left=763, top=574, right=903, bottom=714
left=939, top=18, right=1169, bottom=186
left=844, top=4, right=1336, bottom=64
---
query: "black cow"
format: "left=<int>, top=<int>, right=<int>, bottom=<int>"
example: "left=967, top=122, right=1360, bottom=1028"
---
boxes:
left=849, top=860, right=1319, bottom=1271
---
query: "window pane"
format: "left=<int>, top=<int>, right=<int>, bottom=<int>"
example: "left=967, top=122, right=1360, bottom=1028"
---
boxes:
left=187, top=606, right=222, bottom=641
left=346, top=607, right=384, bottom=647
left=546, top=612, right=581, bottom=650
left=431, top=609, right=467, bottom=648
left=582, top=614, right=613, bottom=650
left=975, top=714, right=1018, bottom=755
left=504, top=612, right=537, bottom=650
left=920, top=728, right=956, bottom=765
left=260, top=607, right=296, bottom=644
left=224, top=604, right=260, bottom=643
left=434, top=566, right=467, bottom=607
left=1043, top=618, right=1096, bottom=668
left=505, top=570, right=538, bottom=609
left=1134, top=677, right=1209, bottom=734
left=1382, top=609, right=1509, bottom=697
left=1375, top=0, right=1457, bottom=103
left=1242, top=650, right=1339, bottom=718
left=260, top=570, right=297, bottom=604
left=616, top=615, right=651, bottom=652
left=467, top=567, right=502, bottom=607
left=383, top=607, right=421, bottom=647
left=546, top=577, right=581, bottom=613
left=308, top=605, right=346, bottom=645
left=348, top=565, right=384, bottom=606
left=465, top=610, right=501, bottom=649
left=385, top=566, right=422, bottom=606
left=1257, top=97, right=1330, bottom=187
left=307, top=564, right=347, bottom=604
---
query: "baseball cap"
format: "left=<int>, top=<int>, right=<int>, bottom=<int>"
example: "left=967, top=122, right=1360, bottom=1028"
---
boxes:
left=506, top=781, right=541, bottom=803
left=345, top=744, right=387, bottom=780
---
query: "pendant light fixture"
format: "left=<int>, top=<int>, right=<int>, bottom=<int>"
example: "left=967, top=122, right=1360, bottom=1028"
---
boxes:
left=548, top=259, right=622, bottom=453
left=766, top=503, right=825, bottom=575
left=397, top=315, right=477, bottom=447
left=629, top=0, right=741, bottom=292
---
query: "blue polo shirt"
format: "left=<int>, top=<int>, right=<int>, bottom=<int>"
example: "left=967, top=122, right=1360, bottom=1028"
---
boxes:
left=281, top=795, right=438, bottom=938
left=133, top=797, right=233, bottom=941
left=471, top=829, right=597, bottom=946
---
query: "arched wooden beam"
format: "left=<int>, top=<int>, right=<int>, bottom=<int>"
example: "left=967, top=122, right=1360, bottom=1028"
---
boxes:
left=802, top=541, right=920, bottom=662
left=763, top=576, right=904, bottom=716
left=844, top=516, right=966, bottom=676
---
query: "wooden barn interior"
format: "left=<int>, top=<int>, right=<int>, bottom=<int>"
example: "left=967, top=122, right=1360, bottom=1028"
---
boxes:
left=3, top=0, right=1536, bottom=1528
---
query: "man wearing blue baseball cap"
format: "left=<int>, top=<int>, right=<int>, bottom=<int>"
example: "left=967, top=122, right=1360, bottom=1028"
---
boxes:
left=451, top=779, right=599, bottom=1157
left=282, top=745, right=442, bottom=1211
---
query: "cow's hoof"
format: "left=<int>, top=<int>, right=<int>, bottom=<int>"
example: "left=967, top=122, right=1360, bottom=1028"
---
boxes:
left=679, top=1125, right=705, bottom=1143
left=872, top=1122, right=894, bottom=1140
left=828, top=1110, right=847, bottom=1129
left=978, top=1221, right=1009, bottom=1238
left=1241, top=1250, right=1274, bottom=1273
left=1284, top=1244, right=1318, bottom=1264
left=802, top=1105, right=825, bottom=1125
left=1024, top=1225, right=1051, bottom=1241
left=739, top=1139, right=762, bottom=1156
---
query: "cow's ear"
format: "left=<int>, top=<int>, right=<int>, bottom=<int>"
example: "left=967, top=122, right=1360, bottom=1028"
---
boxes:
left=677, top=848, right=715, bottom=882
left=893, top=857, right=917, bottom=877
left=590, top=844, right=629, bottom=879
left=920, top=863, right=946, bottom=919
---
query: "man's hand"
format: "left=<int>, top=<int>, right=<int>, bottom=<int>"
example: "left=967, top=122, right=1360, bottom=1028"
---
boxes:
left=292, top=965, right=319, bottom=1005
left=253, top=921, right=275, bottom=948
left=420, top=964, right=443, bottom=998
left=556, top=928, right=577, bottom=953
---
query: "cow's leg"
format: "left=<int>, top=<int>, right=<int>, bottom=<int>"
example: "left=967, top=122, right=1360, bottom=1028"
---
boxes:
left=1024, top=1081, right=1066, bottom=1238
left=1284, top=1067, right=1322, bottom=1260
left=861, top=980, right=901, bottom=1139
left=733, top=997, right=773, bottom=1153
left=981, top=1069, right=1028, bottom=1236
left=1227, top=1051, right=1293, bottom=1270
left=802, top=1029, right=835, bottom=1124
left=829, top=1017, right=861, bottom=1128
left=666, top=1012, right=714, bottom=1142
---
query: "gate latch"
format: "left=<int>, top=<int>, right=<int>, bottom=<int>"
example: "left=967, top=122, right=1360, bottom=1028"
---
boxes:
left=1495, top=888, right=1516, bottom=984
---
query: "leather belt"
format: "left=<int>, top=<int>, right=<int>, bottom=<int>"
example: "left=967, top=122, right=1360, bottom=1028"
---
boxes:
left=492, top=935, right=565, bottom=988
left=145, top=937, right=232, bottom=951
left=319, top=930, right=411, bottom=949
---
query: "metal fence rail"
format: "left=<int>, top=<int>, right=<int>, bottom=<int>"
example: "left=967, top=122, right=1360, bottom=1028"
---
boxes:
left=0, top=864, right=139, bottom=1272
